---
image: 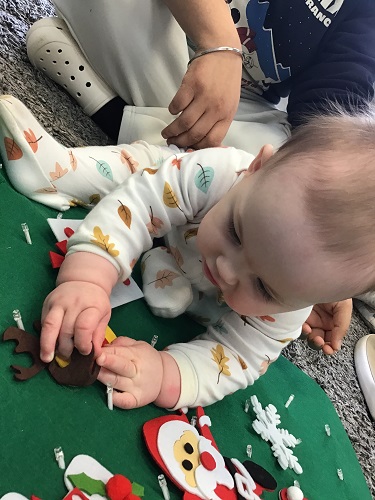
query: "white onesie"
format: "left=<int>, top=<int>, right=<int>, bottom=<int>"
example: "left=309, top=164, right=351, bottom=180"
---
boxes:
left=66, top=146, right=311, bottom=409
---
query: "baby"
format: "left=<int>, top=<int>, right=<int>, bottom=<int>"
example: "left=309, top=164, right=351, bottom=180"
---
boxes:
left=0, top=96, right=370, bottom=410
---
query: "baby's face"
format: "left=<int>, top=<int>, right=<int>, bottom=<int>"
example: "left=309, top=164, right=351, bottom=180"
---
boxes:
left=197, top=165, right=351, bottom=316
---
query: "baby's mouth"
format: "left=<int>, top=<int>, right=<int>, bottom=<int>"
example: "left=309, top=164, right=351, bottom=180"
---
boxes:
left=203, top=260, right=219, bottom=287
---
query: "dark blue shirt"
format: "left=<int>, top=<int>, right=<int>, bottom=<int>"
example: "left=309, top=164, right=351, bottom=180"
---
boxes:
left=228, top=0, right=375, bottom=125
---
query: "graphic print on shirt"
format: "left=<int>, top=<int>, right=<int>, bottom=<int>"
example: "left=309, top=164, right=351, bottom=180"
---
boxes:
left=228, top=0, right=345, bottom=93
left=230, top=0, right=291, bottom=93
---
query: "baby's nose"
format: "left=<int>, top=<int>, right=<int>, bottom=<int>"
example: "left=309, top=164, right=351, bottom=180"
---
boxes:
left=216, top=256, right=238, bottom=286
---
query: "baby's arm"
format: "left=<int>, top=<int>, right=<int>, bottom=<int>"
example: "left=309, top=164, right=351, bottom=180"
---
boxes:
left=95, top=307, right=312, bottom=410
left=161, top=0, right=242, bottom=149
left=40, top=252, right=117, bottom=362
left=41, top=147, right=254, bottom=363
left=165, top=307, right=312, bottom=409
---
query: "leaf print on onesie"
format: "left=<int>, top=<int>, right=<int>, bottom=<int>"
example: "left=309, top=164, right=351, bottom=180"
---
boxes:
left=146, top=206, right=164, bottom=235
left=91, top=156, right=113, bottom=181
left=211, top=344, right=231, bottom=384
left=50, top=162, right=68, bottom=181
left=90, top=226, right=119, bottom=257
left=24, top=128, right=42, bottom=153
left=163, top=182, right=183, bottom=213
left=117, top=200, right=132, bottom=229
left=4, top=137, right=23, bottom=160
left=194, top=163, right=214, bottom=194
left=147, top=269, right=180, bottom=289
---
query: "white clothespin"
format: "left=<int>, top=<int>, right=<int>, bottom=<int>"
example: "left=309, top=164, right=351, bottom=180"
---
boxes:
left=12, top=309, right=25, bottom=330
left=325, top=424, right=331, bottom=436
left=54, top=446, right=65, bottom=469
left=285, top=394, right=295, bottom=408
left=158, top=474, right=170, bottom=500
left=337, top=468, right=344, bottom=481
left=56, top=212, right=63, bottom=219
left=150, top=335, right=158, bottom=347
left=244, top=398, right=251, bottom=413
left=107, top=383, right=113, bottom=410
left=246, top=444, right=252, bottom=458
left=21, top=223, right=32, bottom=244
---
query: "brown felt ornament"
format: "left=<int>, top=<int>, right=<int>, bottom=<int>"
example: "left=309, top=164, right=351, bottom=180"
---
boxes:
left=3, top=325, right=100, bottom=387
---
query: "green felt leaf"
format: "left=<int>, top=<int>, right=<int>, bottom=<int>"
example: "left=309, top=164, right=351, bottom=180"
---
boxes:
left=68, top=472, right=106, bottom=496
left=132, top=482, right=145, bottom=497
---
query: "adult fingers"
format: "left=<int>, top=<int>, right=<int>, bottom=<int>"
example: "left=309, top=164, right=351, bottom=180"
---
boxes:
left=168, top=81, right=195, bottom=116
left=163, top=105, right=204, bottom=145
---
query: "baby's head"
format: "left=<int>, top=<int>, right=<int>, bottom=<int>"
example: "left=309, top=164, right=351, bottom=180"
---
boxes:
left=198, top=106, right=375, bottom=316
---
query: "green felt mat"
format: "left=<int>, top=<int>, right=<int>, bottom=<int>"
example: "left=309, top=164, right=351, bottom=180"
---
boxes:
left=0, top=169, right=371, bottom=499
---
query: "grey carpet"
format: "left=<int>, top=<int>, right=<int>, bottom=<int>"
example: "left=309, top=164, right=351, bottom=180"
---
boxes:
left=1, top=0, right=374, bottom=496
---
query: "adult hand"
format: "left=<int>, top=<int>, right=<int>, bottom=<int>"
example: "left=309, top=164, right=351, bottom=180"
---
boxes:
left=40, top=281, right=111, bottom=363
left=301, top=299, right=352, bottom=355
left=161, top=52, right=242, bottom=149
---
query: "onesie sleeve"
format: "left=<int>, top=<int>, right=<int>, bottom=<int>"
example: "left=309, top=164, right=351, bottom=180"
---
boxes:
left=166, top=306, right=312, bottom=409
left=66, top=147, right=254, bottom=280
left=287, top=1, right=375, bottom=127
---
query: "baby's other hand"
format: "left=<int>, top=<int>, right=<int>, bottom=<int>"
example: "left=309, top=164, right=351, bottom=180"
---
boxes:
left=301, top=299, right=352, bottom=355
left=41, top=281, right=112, bottom=363
left=97, top=336, right=168, bottom=409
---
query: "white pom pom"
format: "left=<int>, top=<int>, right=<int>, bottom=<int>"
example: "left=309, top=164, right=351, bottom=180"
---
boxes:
left=287, top=486, right=304, bottom=500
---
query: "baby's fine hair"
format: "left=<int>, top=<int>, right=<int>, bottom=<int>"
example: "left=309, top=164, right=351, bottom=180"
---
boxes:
left=262, top=103, right=375, bottom=295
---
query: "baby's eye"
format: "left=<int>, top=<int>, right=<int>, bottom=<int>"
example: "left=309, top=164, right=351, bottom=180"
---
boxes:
left=255, top=278, right=274, bottom=303
left=227, top=219, right=241, bottom=246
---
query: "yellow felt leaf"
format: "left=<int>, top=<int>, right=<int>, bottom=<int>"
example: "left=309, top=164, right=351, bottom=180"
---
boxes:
left=118, top=200, right=132, bottom=228
left=90, top=226, right=119, bottom=257
left=163, top=182, right=180, bottom=209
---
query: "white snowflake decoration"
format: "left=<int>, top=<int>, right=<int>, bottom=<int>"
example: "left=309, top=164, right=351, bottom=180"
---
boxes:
left=250, top=395, right=303, bottom=474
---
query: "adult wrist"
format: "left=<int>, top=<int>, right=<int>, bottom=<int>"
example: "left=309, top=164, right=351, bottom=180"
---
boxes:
left=188, top=46, right=243, bottom=66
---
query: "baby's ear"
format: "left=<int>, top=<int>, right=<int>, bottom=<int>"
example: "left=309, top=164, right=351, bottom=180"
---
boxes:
left=248, top=144, right=274, bottom=174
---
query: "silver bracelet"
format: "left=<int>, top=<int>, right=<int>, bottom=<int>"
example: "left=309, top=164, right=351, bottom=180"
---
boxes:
left=188, top=46, right=243, bottom=66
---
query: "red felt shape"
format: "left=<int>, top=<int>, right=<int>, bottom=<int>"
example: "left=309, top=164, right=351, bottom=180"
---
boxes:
left=106, top=474, right=132, bottom=500
left=64, top=227, right=75, bottom=238
left=55, top=239, right=68, bottom=254
left=64, top=487, right=89, bottom=500
left=49, top=251, right=65, bottom=269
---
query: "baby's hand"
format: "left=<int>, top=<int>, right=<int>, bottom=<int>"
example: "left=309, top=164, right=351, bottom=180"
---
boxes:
left=302, top=299, right=352, bottom=355
left=97, top=337, right=179, bottom=409
left=41, top=281, right=112, bottom=363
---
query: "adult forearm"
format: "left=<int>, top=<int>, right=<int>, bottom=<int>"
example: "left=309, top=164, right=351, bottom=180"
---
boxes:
left=163, top=0, right=240, bottom=49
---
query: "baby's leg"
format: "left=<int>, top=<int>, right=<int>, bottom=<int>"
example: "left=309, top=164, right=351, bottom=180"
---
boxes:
left=141, top=247, right=193, bottom=318
left=0, top=95, right=177, bottom=210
